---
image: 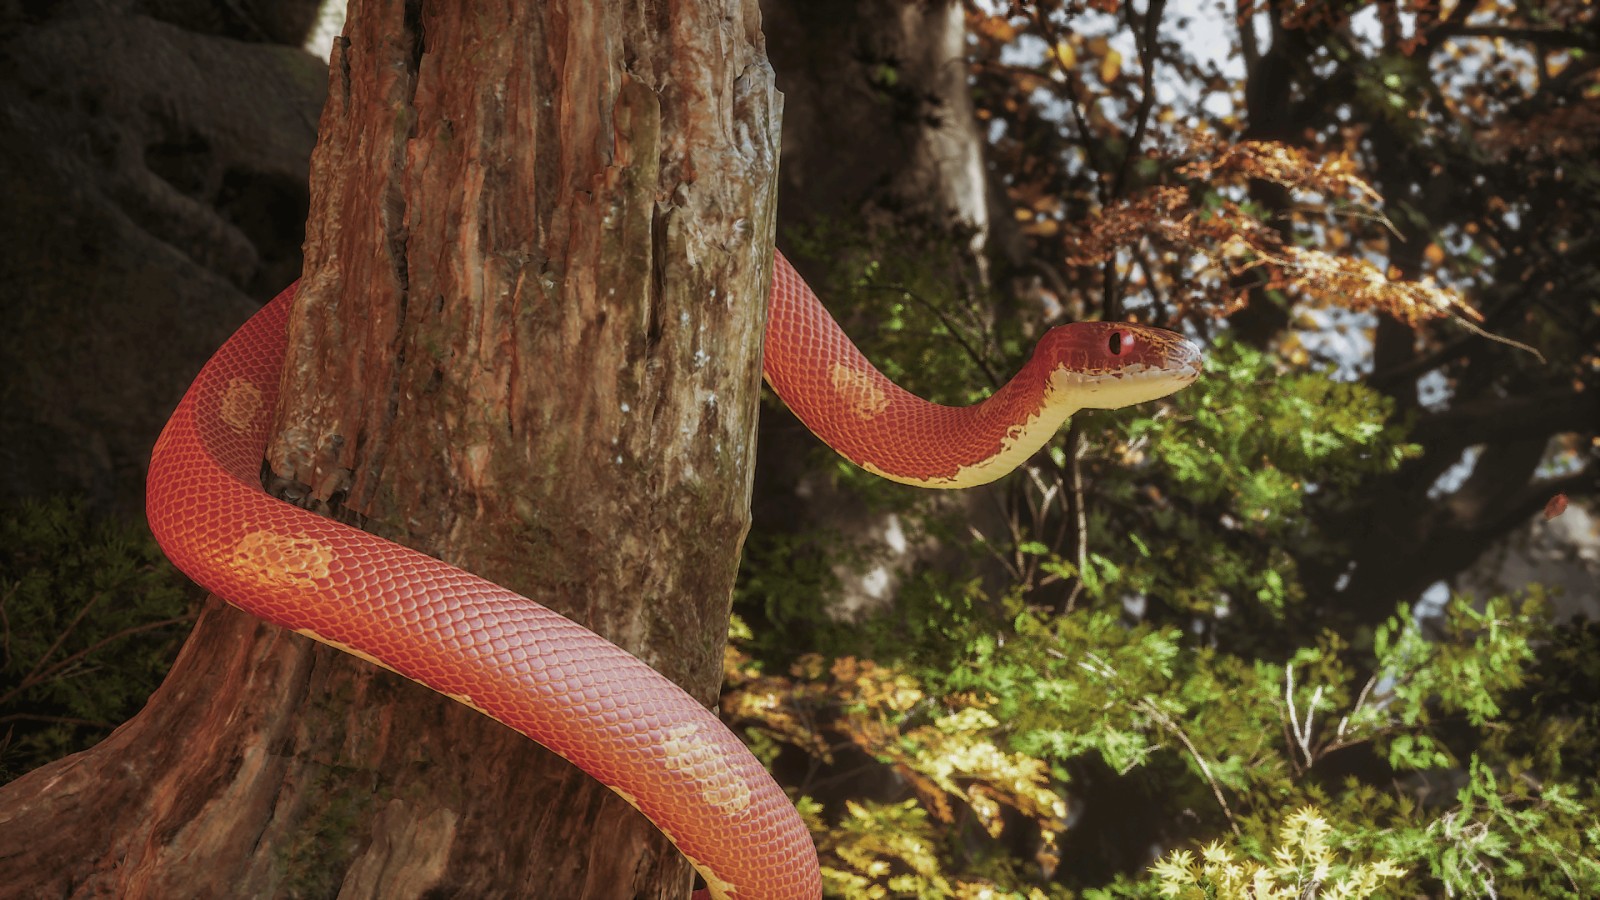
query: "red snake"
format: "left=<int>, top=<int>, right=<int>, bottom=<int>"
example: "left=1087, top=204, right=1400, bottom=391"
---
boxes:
left=147, top=251, right=1200, bottom=898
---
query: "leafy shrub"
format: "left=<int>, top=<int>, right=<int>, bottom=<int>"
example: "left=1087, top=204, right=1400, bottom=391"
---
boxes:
left=0, top=497, right=194, bottom=781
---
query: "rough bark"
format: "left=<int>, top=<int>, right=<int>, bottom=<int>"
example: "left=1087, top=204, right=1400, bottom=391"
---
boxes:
left=0, top=1, right=779, bottom=897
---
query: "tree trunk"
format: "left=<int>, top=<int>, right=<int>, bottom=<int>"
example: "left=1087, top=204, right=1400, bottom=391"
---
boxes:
left=0, top=2, right=779, bottom=897
left=761, top=0, right=989, bottom=248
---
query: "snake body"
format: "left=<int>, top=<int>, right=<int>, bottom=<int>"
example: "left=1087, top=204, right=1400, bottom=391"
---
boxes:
left=147, top=250, right=1200, bottom=898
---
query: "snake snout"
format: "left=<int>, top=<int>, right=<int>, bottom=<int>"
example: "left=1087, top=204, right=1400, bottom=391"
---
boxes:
left=1169, top=336, right=1204, bottom=382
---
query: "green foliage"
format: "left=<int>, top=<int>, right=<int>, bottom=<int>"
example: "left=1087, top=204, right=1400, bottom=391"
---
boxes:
left=1371, top=594, right=1543, bottom=758
left=0, top=497, right=194, bottom=781
left=1428, top=755, right=1600, bottom=897
left=783, top=219, right=1023, bottom=411
left=1107, top=336, right=1418, bottom=620
left=731, top=575, right=1600, bottom=897
left=803, top=797, right=1056, bottom=900
left=728, top=647, right=1070, bottom=896
left=744, top=332, right=1423, bottom=658
left=738, top=194, right=1591, bottom=897
left=1145, top=807, right=1408, bottom=899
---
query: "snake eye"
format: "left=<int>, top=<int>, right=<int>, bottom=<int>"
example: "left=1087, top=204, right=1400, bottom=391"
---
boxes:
left=1108, top=330, right=1126, bottom=356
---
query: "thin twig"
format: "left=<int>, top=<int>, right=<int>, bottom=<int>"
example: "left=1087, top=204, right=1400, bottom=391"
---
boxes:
left=1285, top=662, right=1304, bottom=764
left=853, top=284, right=1002, bottom=387
left=0, top=580, right=16, bottom=669
left=17, top=590, right=109, bottom=689
left=1055, top=425, right=1089, bottom=616
left=1140, top=698, right=1244, bottom=838
left=0, top=616, right=194, bottom=708
left=1335, top=672, right=1380, bottom=744
left=0, top=712, right=115, bottom=729
left=1111, top=0, right=1168, bottom=198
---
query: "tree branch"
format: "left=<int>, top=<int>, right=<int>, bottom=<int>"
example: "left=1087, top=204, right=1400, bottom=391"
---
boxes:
left=1412, top=388, right=1599, bottom=446
left=1433, top=24, right=1600, bottom=52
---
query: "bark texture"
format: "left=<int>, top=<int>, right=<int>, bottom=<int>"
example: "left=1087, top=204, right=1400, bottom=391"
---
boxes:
left=0, top=2, right=780, bottom=897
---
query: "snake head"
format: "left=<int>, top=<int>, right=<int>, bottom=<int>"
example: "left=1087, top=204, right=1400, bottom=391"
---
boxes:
left=1040, top=321, right=1203, bottom=411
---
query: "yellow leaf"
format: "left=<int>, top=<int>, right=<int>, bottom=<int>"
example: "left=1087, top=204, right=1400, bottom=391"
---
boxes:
left=1424, top=242, right=1445, bottom=265
left=1100, top=48, right=1123, bottom=83
left=972, top=16, right=1016, bottom=43
left=1051, top=40, right=1076, bottom=68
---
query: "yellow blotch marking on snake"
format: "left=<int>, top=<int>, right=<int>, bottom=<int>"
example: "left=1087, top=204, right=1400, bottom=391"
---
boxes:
left=828, top=362, right=890, bottom=420
left=661, top=722, right=752, bottom=814
left=220, top=377, right=264, bottom=432
left=233, top=531, right=333, bottom=585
